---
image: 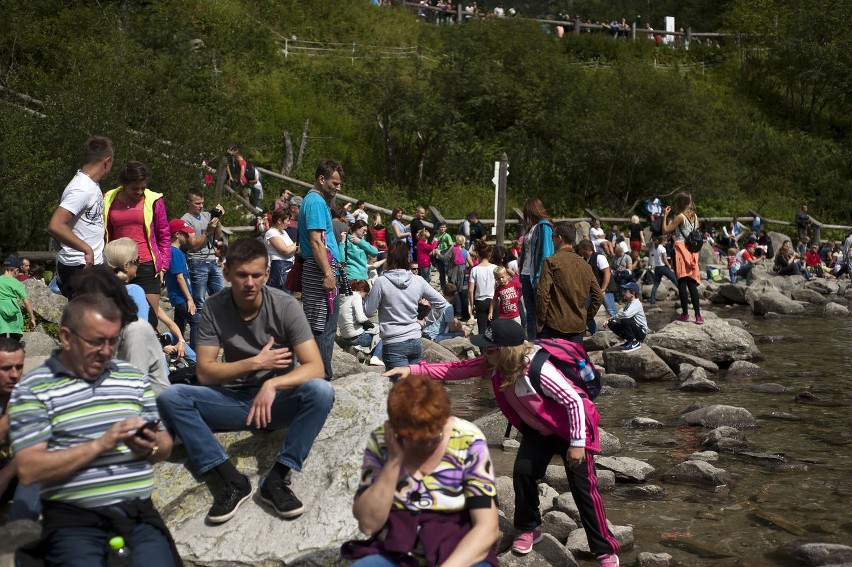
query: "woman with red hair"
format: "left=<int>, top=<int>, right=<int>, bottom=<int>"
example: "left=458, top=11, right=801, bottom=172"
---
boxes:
left=342, top=374, right=499, bottom=567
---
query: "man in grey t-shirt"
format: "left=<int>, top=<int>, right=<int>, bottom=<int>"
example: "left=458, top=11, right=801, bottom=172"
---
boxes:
left=157, top=238, right=334, bottom=525
left=181, top=187, right=226, bottom=349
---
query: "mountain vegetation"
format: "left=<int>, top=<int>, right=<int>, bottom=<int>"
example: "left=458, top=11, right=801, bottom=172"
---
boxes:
left=0, top=0, right=849, bottom=252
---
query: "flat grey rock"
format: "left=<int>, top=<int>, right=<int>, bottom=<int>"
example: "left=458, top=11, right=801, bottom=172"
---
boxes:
left=680, top=404, right=758, bottom=429
left=594, top=456, right=655, bottom=482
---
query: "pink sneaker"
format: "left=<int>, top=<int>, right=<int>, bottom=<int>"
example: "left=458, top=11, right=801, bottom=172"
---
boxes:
left=512, top=528, right=542, bottom=554
left=695, top=315, right=705, bottom=325
left=676, top=313, right=690, bottom=322
left=598, top=554, right=620, bottom=567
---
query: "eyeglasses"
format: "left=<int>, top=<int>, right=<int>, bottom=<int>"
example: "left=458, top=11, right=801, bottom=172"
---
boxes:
left=68, top=328, right=120, bottom=350
left=129, top=258, right=140, bottom=265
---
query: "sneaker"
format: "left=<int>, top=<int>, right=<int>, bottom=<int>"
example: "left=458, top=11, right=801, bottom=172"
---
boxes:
left=512, top=528, right=542, bottom=554
left=621, top=340, right=641, bottom=353
left=676, top=313, right=690, bottom=322
left=207, top=475, right=252, bottom=524
left=260, top=476, right=305, bottom=519
left=695, top=315, right=705, bottom=325
left=369, top=356, right=385, bottom=367
left=598, top=554, right=620, bottom=567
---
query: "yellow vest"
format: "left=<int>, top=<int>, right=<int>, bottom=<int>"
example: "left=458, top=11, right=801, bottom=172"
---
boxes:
left=103, top=187, right=164, bottom=268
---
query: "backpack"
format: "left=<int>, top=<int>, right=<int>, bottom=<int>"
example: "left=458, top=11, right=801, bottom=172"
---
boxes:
left=452, top=245, right=466, bottom=266
left=245, top=161, right=258, bottom=183
left=679, top=221, right=704, bottom=253
left=528, top=338, right=602, bottom=400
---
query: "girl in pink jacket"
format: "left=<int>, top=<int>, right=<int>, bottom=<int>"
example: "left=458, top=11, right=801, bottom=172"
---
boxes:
left=385, top=319, right=620, bottom=565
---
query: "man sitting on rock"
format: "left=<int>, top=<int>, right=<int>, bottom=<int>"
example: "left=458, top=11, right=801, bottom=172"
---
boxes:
left=9, top=294, right=178, bottom=565
left=157, top=238, right=335, bottom=524
left=604, top=282, right=648, bottom=353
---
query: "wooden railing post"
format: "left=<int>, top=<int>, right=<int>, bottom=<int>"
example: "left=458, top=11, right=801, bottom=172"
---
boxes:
left=496, top=153, right=508, bottom=247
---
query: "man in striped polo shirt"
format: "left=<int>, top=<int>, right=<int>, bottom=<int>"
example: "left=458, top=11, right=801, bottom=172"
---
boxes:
left=8, top=294, right=178, bottom=566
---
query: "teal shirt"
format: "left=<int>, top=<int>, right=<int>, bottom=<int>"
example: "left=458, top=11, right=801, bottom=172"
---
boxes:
left=343, top=236, right=379, bottom=281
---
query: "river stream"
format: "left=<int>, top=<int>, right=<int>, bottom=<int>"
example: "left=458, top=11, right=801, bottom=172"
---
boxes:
left=445, top=303, right=852, bottom=566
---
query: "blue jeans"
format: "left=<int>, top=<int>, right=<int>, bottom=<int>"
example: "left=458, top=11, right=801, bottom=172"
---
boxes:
left=520, top=275, right=537, bottom=340
left=350, top=556, right=489, bottom=567
left=44, top=521, right=175, bottom=567
left=433, top=331, right=464, bottom=342
left=314, top=296, right=340, bottom=381
left=156, top=380, right=334, bottom=475
left=268, top=259, right=293, bottom=292
left=9, top=481, right=41, bottom=521
left=188, top=260, right=225, bottom=350
left=419, top=266, right=431, bottom=283
left=651, top=265, right=678, bottom=302
left=586, top=292, right=617, bottom=334
left=382, top=338, right=423, bottom=371
left=344, top=332, right=383, bottom=359
left=602, top=292, right=618, bottom=317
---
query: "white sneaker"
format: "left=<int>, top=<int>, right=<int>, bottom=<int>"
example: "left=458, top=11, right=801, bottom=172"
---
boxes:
left=369, top=356, right=385, bottom=367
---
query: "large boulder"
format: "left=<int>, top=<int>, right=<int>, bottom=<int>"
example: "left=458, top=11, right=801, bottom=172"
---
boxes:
left=157, top=372, right=391, bottom=566
left=437, top=336, right=478, bottom=359
left=21, top=331, right=59, bottom=357
left=421, top=339, right=460, bottom=363
left=679, top=404, right=758, bottom=429
left=698, top=243, right=717, bottom=270
left=751, top=291, right=805, bottom=316
left=582, top=330, right=619, bottom=352
left=661, top=460, right=734, bottom=489
left=824, top=302, right=849, bottom=317
left=566, top=521, right=634, bottom=554
left=649, top=346, right=719, bottom=374
left=791, top=288, right=829, bottom=305
left=805, top=279, right=840, bottom=295
left=602, top=345, right=676, bottom=381
left=473, top=410, right=514, bottom=446
left=645, top=319, right=762, bottom=365
left=594, top=456, right=655, bottom=482
left=22, top=279, right=66, bottom=324
left=781, top=541, right=852, bottom=566
left=331, top=346, right=367, bottom=379
left=716, top=284, right=749, bottom=305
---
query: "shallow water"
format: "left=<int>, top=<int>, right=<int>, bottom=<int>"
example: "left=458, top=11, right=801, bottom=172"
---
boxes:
left=444, top=303, right=852, bottom=566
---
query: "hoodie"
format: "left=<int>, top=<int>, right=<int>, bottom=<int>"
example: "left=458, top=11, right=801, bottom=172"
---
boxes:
left=364, top=269, right=447, bottom=345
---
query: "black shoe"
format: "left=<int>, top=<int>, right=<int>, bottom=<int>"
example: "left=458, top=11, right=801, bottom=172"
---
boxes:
left=260, top=476, right=305, bottom=519
left=207, top=475, right=252, bottom=524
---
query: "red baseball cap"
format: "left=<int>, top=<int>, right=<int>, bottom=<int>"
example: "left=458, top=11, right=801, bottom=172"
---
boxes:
left=169, top=219, right=194, bottom=235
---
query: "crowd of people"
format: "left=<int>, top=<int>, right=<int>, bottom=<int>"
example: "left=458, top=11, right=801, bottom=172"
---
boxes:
left=3, top=133, right=852, bottom=566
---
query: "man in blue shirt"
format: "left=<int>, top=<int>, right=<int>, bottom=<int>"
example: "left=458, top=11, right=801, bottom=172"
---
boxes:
left=298, top=160, right=343, bottom=381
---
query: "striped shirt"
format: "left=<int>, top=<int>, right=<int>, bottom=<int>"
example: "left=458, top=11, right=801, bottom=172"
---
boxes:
left=8, top=354, right=159, bottom=508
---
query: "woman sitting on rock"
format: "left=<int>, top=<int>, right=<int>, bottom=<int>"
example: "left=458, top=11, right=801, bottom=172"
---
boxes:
left=385, top=319, right=620, bottom=566
left=342, top=374, right=499, bottom=567
left=338, top=279, right=384, bottom=368
left=774, top=239, right=808, bottom=278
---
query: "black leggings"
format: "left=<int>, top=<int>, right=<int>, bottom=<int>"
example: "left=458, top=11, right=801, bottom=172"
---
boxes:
left=678, top=276, right=701, bottom=317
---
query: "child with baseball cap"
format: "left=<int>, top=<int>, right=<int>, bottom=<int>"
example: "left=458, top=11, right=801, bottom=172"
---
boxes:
left=604, top=282, right=647, bottom=352
left=166, top=219, right=197, bottom=347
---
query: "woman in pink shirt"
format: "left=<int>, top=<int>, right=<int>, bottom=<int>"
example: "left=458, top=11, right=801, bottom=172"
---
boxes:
left=103, top=161, right=171, bottom=323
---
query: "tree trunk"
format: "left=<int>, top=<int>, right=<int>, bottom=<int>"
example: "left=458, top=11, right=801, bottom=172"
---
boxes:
left=281, top=131, right=294, bottom=175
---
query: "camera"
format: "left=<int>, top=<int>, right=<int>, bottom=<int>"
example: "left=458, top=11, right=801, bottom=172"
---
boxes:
left=157, top=333, right=173, bottom=348
left=209, top=207, right=223, bottom=219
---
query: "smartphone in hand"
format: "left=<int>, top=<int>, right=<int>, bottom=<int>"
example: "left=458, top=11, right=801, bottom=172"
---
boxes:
left=134, top=420, right=161, bottom=438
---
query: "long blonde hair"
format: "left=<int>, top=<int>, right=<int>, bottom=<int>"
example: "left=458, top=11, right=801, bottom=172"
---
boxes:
left=484, top=343, right=536, bottom=390
left=103, top=238, right=137, bottom=282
